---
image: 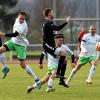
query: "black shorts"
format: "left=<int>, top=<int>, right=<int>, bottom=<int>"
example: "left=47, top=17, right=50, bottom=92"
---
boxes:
left=43, top=42, right=57, bottom=57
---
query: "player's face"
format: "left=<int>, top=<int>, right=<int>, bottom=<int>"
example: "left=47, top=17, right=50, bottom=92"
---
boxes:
left=48, top=10, right=54, bottom=19
left=89, top=26, right=96, bottom=35
left=18, top=15, right=26, bottom=24
left=56, top=38, right=64, bottom=47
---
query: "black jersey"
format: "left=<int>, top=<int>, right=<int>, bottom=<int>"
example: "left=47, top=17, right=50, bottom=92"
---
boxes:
left=42, top=19, right=68, bottom=47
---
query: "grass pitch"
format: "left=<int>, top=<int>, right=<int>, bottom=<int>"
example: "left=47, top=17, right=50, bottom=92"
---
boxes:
left=0, top=63, right=100, bottom=100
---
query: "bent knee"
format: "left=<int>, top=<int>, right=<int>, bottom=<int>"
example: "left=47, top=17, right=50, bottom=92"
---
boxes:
left=20, top=61, right=26, bottom=69
left=91, top=61, right=97, bottom=66
left=0, top=46, right=7, bottom=53
left=59, top=50, right=66, bottom=56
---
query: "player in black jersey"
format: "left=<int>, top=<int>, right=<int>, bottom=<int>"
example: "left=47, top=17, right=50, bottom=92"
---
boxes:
left=41, top=8, right=71, bottom=78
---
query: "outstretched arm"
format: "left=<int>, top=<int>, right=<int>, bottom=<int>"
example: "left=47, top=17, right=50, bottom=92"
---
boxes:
left=0, top=31, right=19, bottom=37
left=47, top=16, right=71, bottom=31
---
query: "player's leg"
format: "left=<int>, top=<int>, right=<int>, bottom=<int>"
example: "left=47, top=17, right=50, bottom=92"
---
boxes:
left=96, top=51, right=100, bottom=61
left=20, top=60, right=41, bottom=88
left=59, top=60, right=69, bottom=87
left=55, top=48, right=66, bottom=77
left=27, top=74, right=50, bottom=93
left=60, top=62, right=66, bottom=79
left=65, top=64, right=82, bottom=86
left=15, top=44, right=41, bottom=88
left=65, top=56, right=88, bottom=86
left=0, top=42, right=12, bottom=79
left=46, top=69, right=56, bottom=92
left=1, top=53, right=9, bottom=79
left=86, top=56, right=97, bottom=84
left=0, top=46, right=7, bottom=54
left=1, top=40, right=19, bottom=79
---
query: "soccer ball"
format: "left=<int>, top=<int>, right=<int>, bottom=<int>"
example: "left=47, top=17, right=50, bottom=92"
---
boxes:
left=96, top=42, right=100, bottom=51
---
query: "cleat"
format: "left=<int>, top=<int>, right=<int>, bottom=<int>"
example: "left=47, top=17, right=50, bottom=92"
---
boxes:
left=2, top=67, right=10, bottom=79
left=46, top=87, right=55, bottom=93
left=35, top=79, right=41, bottom=89
left=65, top=81, right=70, bottom=87
left=59, top=81, right=69, bottom=88
left=85, top=80, right=93, bottom=84
left=26, top=86, right=34, bottom=93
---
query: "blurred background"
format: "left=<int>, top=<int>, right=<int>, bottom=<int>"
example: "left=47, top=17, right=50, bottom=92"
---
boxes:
left=0, top=0, right=100, bottom=60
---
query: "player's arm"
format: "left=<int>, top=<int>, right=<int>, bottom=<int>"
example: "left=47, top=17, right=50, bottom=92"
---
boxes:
left=64, top=45, right=75, bottom=68
left=39, top=51, right=47, bottom=69
left=47, top=16, right=71, bottom=31
left=81, top=41, right=87, bottom=52
left=80, top=35, right=88, bottom=52
left=0, top=31, right=19, bottom=37
left=66, top=47, right=75, bottom=63
left=51, top=22, right=68, bottom=31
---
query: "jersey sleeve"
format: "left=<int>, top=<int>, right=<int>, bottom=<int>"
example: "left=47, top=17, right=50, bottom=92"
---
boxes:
left=5, top=31, right=19, bottom=37
left=81, top=35, right=88, bottom=52
left=82, top=34, right=87, bottom=42
left=64, top=45, right=73, bottom=55
left=46, top=22, right=68, bottom=31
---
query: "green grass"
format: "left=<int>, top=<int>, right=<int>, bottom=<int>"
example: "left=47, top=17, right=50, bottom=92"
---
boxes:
left=0, top=63, right=100, bottom=100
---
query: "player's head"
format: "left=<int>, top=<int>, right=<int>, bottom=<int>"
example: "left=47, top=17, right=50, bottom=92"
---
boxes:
left=54, top=34, right=64, bottom=47
left=18, top=11, right=27, bottom=24
left=89, top=25, right=96, bottom=35
left=43, top=8, right=54, bottom=19
left=79, top=29, right=85, bottom=39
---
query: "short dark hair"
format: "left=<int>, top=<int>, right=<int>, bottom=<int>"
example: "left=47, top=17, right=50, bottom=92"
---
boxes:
left=43, top=8, right=52, bottom=17
left=18, top=11, right=27, bottom=17
left=54, top=34, right=64, bottom=39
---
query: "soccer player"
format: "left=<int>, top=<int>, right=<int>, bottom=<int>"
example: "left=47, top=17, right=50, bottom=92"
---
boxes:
left=27, top=34, right=64, bottom=93
left=26, top=34, right=75, bottom=93
left=78, top=27, right=86, bottom=53
left=65, top=25, right=100, bottom=86
left=0, top=37, right=9, bottom=79
left=41, top=8, right=71, bottom=78
left=74, top=27, right=86, bottom=64
left=57, top=40, right=75, bottom=86
left=0, top=12, right=41, bottom=88
left=39, top=34, right=75, bottom=87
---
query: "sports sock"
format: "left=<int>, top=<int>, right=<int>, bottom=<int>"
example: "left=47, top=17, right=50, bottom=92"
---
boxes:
left=57, top=56, right=65, bottom=75
left=25, top=65, right=38, bottom=80
left=1, top=59, right=8, bottom=69
left=48, top=79, right=53, bottom=88
left=32, top=83, right=37, bottom=88
left=66, top=68, right=76, bottom=83
left=87, top=65, right=96, bottom=81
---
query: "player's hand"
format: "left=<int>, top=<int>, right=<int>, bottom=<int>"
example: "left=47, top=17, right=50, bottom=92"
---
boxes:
left=39, top=64, right=43, bottom=69
left=71, top=63, right=75, bottom=69
left=65, top=16, right=71, bottom=22
left=0, top=32, right=5, bottom=36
